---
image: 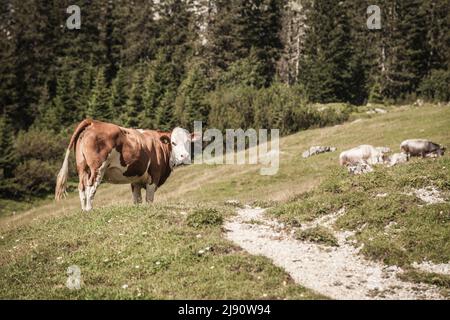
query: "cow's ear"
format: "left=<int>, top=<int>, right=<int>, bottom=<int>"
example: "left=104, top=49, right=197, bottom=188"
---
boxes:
left=191, top=132, right=201, bottom=142
left=160, top=135, right=171, bottom=145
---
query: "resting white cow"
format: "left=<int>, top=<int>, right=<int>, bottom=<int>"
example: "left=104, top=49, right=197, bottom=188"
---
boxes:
left=339, top=145, right=387, bottom=166
left=387, top=152, right=408, bottom=167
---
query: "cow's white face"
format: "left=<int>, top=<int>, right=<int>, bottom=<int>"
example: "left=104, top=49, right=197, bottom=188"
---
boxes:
left=170, top=128, right=200, bottom=167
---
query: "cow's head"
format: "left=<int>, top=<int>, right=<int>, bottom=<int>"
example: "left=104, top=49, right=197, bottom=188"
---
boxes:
left=167, top=127, right=201, bottom=167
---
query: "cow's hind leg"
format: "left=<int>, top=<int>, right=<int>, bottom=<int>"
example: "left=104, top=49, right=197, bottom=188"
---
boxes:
left=76, top=156, right=90, bottom=211
left=78, top=172, right=88, bottom=211
left=131, top=183, right=142, bottom=205
left=85, top=161, right=108, bottom=211
left=146, top=183, right=157, bottom=204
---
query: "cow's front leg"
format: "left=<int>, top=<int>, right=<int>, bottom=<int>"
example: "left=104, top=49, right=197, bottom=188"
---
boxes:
left=146, top=184, right=157, bottom=203
left=131, top=183, right=142, bottom=204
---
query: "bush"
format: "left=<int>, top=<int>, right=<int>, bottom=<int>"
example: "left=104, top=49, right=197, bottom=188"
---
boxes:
left=13, top=159, right=59, bottom=196
left=187, top=208, right=223, bottom=228
left=254, top=83, right=311, bottom=135
left=418, top=69, right=450, bottom=102
left=217, top=51, right=267, bottom=89
left=207, top=83, right=350, bottom=136
left=0, top=128, right=71, bottom=199
left=14, top=128, right=67, bottom=162
left=368, top=81, right=384, bottom=104
left=295, top=226, right=339, bottom=247
left=207, top=86, right=256, bottom=131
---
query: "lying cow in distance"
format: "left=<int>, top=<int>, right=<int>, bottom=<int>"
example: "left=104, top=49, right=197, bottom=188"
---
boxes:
left=400, top=139, right=446, bottom=158
left=339, top=145, right=389, bottom=166
left=55, top=119, right=199, bottom=211
left=387, top=152, right=408, bottom=167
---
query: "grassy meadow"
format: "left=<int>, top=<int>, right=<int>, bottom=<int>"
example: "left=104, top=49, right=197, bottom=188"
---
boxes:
left=0, top=104, right=449, bottom=299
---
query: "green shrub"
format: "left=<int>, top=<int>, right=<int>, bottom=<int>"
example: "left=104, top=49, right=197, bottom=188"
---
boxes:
left=419, top=69, right=450, bottom=102
left=1, top=128, right=71, bottom=199
left=207, top=86, right=257, bottom=131
left=295, top=226, right=338, bottom=247
left=15, top=128, right=67, bottom=162
left=187, top=208, right=224, bottom=228
left=13, top=159, right=58, bottom=196
left=207, top=82, right=349, bottom=136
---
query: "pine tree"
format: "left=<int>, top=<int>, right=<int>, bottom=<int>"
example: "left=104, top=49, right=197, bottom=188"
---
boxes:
left=87, top=68, right=112, bottom=121
left=298, top=1, right=363, bottom=104
left=109, top=67, right=129, bottom=122
left=5, top=0, right=54, bottom=129
left=76, top=62, right=97, bottom=120
left=423, top=0, right=450, bottom=71
left=218, top=48, right=267, bottom=89
left=140, top=66, right=157, bottom=129
left=205, top=0, right=283, bottom=83
left=252, top=0, right=284, bottom=83
left=205, top=0, right=253, bottom=70
left=122, top=0, right=157, bottom=66
left=0, top=116, right=16, bottom=180
left=378, top=0, right=429, bottom=101
left=156, top=0, right=195, bottom=67
left=0, top=13, right=17, bottom=121
left=140, top=50, right=181, bottom=129
left=42, top=67, right=77, bottom=131
left=174, top=61, right=211, bottom=130
left=155, top=91, right=176, bottom=131
left=123, top=65, right=146, bottom=128
left=104, top=0, right=129, bottom=79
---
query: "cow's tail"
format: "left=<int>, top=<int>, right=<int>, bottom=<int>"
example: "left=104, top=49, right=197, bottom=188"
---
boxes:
left=55, top=119, right=93, bottom=201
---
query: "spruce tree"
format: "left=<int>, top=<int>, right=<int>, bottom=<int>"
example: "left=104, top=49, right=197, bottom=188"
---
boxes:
left=42, top=67, right=77, bottom=131
left=109, top=67, right=129, bottom=122
left=155, top=91, right=176, bottom=131
left=218, top=48, right=267, bottom=89
left=205, top=0, right=283, bottom=83
left=0, top=116, right=16, bottom=180
left=423, top=0, right=450, bottom=71
left=88, top=68, right=112, bottom=121
left=141, top=50, right=181, bottom=129
left=298, top=1, right=363, bottom=104
left=378, top=0, right=428, bottom=100
left=174, top=61, right=211, bottom=130
left=156, top=0, right=194, bottom=67
left=122, top=0, right=157, bottom=66
left=123, top=65, right=146, bottom=128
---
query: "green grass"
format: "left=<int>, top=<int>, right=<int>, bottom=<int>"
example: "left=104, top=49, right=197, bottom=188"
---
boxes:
left=398, top=270, right=450, bottom=291
left=0, top=204, right=322, bottom=299
left=269, top=157, right=450, bottom=275
left=0, top=199, right=34, bottom=218
left=186, top=208, right=224, bottom=228
left=295, top=226, right=338, bottom=247
left=1, top=104, right=449, bottom=298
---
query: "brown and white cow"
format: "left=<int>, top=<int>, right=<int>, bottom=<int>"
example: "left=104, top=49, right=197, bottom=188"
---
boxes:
left=400, top=139, right=446, bottom=158
left=55, top=119, right=199, bottom=211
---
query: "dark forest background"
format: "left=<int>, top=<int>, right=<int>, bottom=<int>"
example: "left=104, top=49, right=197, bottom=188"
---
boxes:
left=0, top=0, right=449, bottom=200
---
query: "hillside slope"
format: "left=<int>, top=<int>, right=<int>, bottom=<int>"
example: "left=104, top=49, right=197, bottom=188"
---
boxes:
left=3, top=104, right=449, bottom=230
left=0, top=104, right=449, bottom=299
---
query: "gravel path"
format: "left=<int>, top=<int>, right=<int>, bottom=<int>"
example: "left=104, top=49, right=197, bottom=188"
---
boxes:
left=224, top=207, right=446, bottom=300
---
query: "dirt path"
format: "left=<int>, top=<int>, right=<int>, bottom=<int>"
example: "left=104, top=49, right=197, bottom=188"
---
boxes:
left=224, top=206, right=446, bottom=300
